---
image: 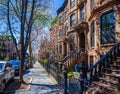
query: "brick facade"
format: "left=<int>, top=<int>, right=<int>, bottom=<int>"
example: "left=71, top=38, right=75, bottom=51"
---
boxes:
left=50, top=0, right=120, bottom=67
left=0, top=36, right=17, bottom=60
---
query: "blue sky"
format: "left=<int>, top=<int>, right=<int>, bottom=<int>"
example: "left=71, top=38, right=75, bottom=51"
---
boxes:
left=52, top=0, right=64, bottom=16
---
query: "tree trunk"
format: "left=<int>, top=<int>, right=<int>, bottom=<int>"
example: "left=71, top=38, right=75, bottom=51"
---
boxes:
left=29, top=41, right=33, bottom=67
left=19, top=49, right=25, bottom=83
left=19, top=0, right=25, bottom=83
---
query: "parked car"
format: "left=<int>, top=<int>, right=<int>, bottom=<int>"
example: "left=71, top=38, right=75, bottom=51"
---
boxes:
left=9, top=60, right=20, bottom=75
left=0, top=61, right=15, bottom=93
left=9, top=60, right=25, bottom=75
left=24, top=59, right=30, bottom=69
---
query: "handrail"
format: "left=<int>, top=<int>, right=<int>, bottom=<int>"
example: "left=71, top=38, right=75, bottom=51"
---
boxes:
left=62, top=48, right=86, bottom=66
left=88, top=42, right=120, bottom=72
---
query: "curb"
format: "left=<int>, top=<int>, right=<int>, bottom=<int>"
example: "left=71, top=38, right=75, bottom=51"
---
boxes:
left=5, top=77, right=33, bottom=93
left=16, top=77, right=33, bottom=91
left=48, top=74, right=58, bottom=85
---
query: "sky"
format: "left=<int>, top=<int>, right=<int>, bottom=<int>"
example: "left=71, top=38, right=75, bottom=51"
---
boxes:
left=52, top=0, right=64, bottom=16
left=43, top=0, right=64, bottom=31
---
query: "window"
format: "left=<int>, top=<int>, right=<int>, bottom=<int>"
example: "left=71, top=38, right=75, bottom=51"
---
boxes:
left=90, top=0, right=94, bottom=10
left=101, top=11, right=115, bottom=44
left=59, top=16, right=62, bottom=24
left=71, top=0, right=75, bottom=7
left=5, top=62, right=12, bottom=68
left=70, top=35, right=75, bottom=52
left=91, top=21, right=94, bottom=47
left=80, top=6, right=85, bottom=22
left=90, top=56, right=94, bottom=67
left=64, top=13, right=66, bottom=21
left=70, top=13, right=75, bottom=27
left=64, top=26, right=68, bottom=36
left=59, top=44, right=62, bottom=54
left=59, top=31, right=62, bottom=38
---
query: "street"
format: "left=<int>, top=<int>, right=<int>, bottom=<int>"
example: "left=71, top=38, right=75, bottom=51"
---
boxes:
left=5, top=61, right=63, bottom=94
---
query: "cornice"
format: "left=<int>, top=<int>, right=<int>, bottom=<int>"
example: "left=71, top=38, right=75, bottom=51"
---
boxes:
left=88, top=0, right=120, bottom=21
left=57, top=0, right=68, bottom=16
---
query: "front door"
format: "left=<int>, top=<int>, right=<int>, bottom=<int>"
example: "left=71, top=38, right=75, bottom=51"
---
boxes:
left=80, top=32, right=85, bottom=48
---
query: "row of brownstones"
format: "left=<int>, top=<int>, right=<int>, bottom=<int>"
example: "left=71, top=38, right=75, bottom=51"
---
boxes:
left=48, top=0, right=120, bottom=68
left=0, top=35, right=17, bottom=60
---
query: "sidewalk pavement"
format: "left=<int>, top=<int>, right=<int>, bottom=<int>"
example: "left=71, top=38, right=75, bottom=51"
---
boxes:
left=6, top=61, right=63, bottom=94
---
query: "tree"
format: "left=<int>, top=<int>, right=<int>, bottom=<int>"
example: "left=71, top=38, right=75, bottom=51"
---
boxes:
left=0, top=0, right=53, bottom=83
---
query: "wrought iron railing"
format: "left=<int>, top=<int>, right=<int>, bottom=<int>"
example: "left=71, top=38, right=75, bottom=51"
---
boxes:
left=88, top=42, right=120, bottom=81
left=62, top=48, right=85, bottom=69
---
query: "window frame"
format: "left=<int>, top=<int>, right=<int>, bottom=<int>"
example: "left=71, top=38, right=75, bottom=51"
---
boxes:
left=100, top=10, right=115, bottom=44
left=59, top=44, right=62, bottom=54
left=90, top=0, right=94, bottom=11
left=70, top=13, right=76, bottom=27
left=70, top=35, right=75, bottom=51
left=91, top=21, right=95, bottom=47
left=70, top=0, right=75, bottom=7
left=80, top=6, right=85, bottom=22
left=59, top=16, right=62, bottom=24
left=59, top=30, right=62, bottom=39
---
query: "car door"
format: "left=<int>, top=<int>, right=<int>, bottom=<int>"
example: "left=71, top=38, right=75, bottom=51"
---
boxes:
left=4, top=63, right=10, bottom=82
left=7, top=62, right=14, bottom=79
left=4, top=62, right=13, bottom=82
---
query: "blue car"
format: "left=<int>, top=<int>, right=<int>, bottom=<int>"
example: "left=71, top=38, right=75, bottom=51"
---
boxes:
left=9, top=60, right=20, bottom=75
left=24, top=59, right=30, bottom=69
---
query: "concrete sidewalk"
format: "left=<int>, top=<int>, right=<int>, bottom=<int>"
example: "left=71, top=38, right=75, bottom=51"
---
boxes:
left=6, top=61, right=63, bottom=94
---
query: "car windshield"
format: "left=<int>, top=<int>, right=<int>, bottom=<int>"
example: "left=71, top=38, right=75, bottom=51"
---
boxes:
left=0, top=63, right=4, bottom=71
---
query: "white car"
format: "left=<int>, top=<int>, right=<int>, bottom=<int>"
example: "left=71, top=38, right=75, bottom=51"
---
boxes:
left=0, top=61, right=15, bottom=93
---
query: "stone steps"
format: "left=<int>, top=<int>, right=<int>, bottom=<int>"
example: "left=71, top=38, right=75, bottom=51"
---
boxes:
left=99, top=77, right=118, bottom=88
left=109, top=65, right=120, bottom=69
left=102, top=73, right=119, bottom=81
left=87, top=56, right=120, bottom=93
left=92, top=82, right=117, bottom=93
left=103, top=68, right=120, bottom=74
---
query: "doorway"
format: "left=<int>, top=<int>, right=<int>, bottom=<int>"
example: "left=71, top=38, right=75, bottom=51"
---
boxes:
left=80, top=32, right=85, bottom=48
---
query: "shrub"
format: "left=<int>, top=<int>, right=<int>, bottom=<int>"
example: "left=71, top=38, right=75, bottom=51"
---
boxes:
left=67, top=71, right=73, bottom=78
left=67, top=71, right=80, bottom=79
left=4, top=57, right=9, bottom=61
left=43, top=59, right=48, bottom=65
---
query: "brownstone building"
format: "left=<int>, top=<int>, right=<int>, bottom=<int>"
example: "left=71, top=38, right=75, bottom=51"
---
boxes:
left=50, top=0, right=120, bottom=68
left=0, top=35, right=17, bottom=60
left=38, top=38, right=50, bottom=60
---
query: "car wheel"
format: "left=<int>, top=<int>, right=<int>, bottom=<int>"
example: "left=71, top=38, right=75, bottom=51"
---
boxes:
left=0, top=81, right=5, bottom=93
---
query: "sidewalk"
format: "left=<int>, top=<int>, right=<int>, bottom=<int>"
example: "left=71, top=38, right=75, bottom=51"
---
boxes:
left=6, top=61, right=63, bottom=94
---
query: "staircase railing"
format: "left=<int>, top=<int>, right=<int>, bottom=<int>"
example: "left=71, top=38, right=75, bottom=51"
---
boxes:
left=88, top=42, right=120, bottom=81
left=62, top=48, right=86, bottom=69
